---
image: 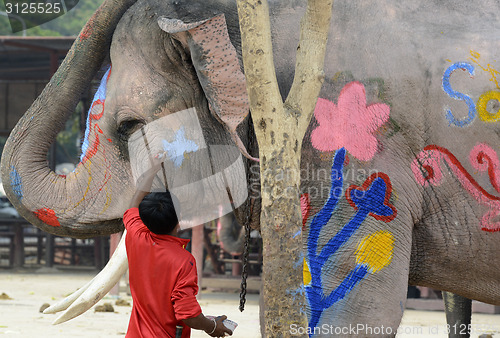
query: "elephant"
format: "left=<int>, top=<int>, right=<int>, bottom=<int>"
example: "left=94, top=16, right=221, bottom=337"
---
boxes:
left=217, top=212, right=246, bottom=256
left=2, top=0, right=500, bottom=336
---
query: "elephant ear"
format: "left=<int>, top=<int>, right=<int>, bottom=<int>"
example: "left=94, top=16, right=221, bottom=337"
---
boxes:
left=158, top=14, right=258, bottom=162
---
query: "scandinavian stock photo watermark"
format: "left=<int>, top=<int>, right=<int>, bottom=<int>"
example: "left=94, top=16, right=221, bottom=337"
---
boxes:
left=248, top=162, right=379, bottom=201
left=289, top=323, right=499, bottom=336
left=2, top=0, right=79, bottom=33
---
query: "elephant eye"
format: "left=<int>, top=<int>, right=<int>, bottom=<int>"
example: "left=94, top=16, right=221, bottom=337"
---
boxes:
left=117, top=119, right=145, bottom=141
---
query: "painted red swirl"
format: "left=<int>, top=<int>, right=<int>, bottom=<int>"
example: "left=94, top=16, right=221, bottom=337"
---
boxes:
left=412, top=145, right=500, bottom=232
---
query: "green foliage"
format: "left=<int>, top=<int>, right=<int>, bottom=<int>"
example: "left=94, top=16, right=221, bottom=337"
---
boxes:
left=56, top=103, right=82, bottom=164
left=0, top=0, right=103, bottom=36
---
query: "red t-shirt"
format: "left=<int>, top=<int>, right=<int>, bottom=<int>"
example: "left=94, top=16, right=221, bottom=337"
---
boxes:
left=124, top=208, right=202, bottom=338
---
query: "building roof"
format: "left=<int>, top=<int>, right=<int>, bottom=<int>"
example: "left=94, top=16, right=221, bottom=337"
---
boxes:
left=0, top=36, right=75, bottom=81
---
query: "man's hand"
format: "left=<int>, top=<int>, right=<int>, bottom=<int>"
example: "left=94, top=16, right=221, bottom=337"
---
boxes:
left=206, top=315, right=233, bottom=337
left=135, top=152, right=166, bottom=190
left=183, top=313, right=232, bottom=337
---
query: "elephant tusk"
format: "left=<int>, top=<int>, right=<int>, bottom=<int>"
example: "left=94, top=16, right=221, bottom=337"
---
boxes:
left=47, top=231, right=129, bottom=325
left=43, top=277, right=96, bottom=314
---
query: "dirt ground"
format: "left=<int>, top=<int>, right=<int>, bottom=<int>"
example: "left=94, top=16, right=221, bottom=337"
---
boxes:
left=1, top=269, right=500, bottom=338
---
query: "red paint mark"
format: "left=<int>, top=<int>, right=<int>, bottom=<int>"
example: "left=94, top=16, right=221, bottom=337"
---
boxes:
left=422, top=165, right=434, bottom=181
left=82, top=123, right=103, bottom=163
left=300, top=193, right=311, bottom=229
left=79, top=24, right=93, bottom=41
left=81, top=99, right=106, bottom=163
left=311, top=82, right=390, bottom=161
left=78, top=7, right=102, bottom=42
left=469, top=143, right=500, bottom=193
left=90, top=99, right=105, bottom=120
left=345, top=172, right=397, bottom=223
left=80, top=66, right=112, bottom=164
left=35, top=208, right=61, bottom=227
left=412, top=145, right=500, bottom=232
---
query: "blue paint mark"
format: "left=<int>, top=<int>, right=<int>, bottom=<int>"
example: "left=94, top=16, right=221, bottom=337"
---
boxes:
left=293, top=229, right=302, bottom=239
left=80, top=66, right=111, bottom=161
left=9, top=166, right=23, bottom=200
left=162, top=127, right=199, bottom=168
left=287, top=285, right=307, bottom=315
left=307, top=148, right=346, bottom=261
left=293, top=252, right=305, bottom=269
left=321, top=264, right=368, bottom=309
left=305, top=148, right=395, bottom=334
left=442, top=62, right=476, bottom=127
left=287, top=284, right=306, bottom=298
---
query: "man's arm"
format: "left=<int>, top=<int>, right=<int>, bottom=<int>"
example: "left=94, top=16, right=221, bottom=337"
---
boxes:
left=128, top=184, right=151, bottom=209
left=183, top=314, right=232, bottom=337
left=128, top=154, right=165, bottom=209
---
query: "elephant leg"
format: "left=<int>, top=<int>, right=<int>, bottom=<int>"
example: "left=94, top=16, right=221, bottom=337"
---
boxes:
left=443, top=291, right=472, bottom=338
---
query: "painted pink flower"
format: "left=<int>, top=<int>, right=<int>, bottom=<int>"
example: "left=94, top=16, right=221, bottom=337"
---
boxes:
left=311, top=81, right=390, bottom=161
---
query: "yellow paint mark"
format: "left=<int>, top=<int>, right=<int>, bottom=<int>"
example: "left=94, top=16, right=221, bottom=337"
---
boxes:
left=355, top=230, right=394, bottom=273
left=393, top=188, right=399, bottom=203
left=470, top=49, right=481, bottom=59
left=469, top=49, right=500, bottom=90
left=477, top=90, right=500, bottom=122
left=99, top=182, right=112, bottom=215
left=303, top=258, right=312, bottom=285
left=319, top=151, right=334, bottom=162
left=71, top=162, right=93, bottom=210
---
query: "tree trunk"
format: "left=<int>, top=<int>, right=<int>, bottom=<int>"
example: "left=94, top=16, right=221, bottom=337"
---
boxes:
left=236, top=0, right=333, bottom=336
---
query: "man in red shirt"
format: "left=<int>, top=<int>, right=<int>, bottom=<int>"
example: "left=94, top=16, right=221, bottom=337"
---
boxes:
left=124, top=159, right=232, bottom=337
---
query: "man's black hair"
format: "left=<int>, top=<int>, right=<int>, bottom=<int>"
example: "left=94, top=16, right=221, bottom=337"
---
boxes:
left=138, top=191, right=179, bottom=235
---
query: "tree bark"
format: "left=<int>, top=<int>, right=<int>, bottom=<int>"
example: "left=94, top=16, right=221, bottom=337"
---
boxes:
left=236, top=0, right=333, bottom=336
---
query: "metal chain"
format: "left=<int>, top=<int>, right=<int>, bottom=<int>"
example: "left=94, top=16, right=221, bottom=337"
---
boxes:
left=239, top=217, right=251, bottom=312
left=239, top=113, right=257, bottom=312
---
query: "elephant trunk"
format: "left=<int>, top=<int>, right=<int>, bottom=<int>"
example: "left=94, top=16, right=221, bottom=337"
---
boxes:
left=0, top=0, right=137, bottom=238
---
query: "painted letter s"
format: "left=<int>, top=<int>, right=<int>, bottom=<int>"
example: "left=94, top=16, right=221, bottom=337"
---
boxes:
left=442, top=62, right=476, bottom=127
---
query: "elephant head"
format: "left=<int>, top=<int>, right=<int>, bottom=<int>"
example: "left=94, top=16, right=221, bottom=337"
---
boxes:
left=0, top=0, right=261, bottom=238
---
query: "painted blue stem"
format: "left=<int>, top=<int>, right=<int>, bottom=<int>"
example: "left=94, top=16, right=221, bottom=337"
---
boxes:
left=307, top=148, right=345, bottom=260
left=308, top=264, right=369, bottom=331
left=323, top=264, right=369, bottom=310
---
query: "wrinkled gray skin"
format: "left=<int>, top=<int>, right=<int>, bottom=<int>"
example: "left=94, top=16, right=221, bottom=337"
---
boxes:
left=2, top=0, right=500, bottom=336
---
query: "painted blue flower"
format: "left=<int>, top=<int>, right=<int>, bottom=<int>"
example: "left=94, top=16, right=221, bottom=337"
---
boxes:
left=162, top=127, right=199, bottom=168
left=305, top=148, right=396, bottom=334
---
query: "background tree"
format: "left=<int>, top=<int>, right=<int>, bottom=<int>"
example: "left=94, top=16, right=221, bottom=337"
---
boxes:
left=236, top=0, right=333, bottom=336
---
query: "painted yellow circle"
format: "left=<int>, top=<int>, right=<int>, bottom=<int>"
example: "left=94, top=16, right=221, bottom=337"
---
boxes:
left=477, top=90, right=500, bottom=122
left=303, top=258, right=312, bottom=285
left=355, top=230, right=394, bottom=273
